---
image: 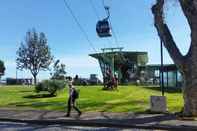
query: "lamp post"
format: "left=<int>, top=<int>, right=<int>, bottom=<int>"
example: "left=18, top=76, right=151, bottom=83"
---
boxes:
left=149, top=39, right=167, bottom=113
left=16, top=67, right=18, bottom=84
left=160, top=39, right=164, bottom=96
left=16, top=67, right=18, bottom=79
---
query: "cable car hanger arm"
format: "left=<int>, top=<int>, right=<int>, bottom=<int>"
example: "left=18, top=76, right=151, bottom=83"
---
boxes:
left=103, top=6, right=110, bottom=21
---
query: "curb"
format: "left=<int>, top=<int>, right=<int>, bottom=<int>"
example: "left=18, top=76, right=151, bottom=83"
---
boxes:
left=0, top=118, right=197, bottom=131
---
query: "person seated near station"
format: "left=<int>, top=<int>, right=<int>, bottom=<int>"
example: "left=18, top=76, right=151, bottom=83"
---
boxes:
left=105, top=69, right=114, bottom=90
left=112, top=74, right=118, bottom=90
left=104, top=68, right=119, bottom=90
left=107, top=79, right=113, bottom=89
left=106, top=75, right=118, bottom=90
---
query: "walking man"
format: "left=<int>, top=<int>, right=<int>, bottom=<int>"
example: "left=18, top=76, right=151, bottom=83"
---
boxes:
left=66, top=77, right=81, bottom=117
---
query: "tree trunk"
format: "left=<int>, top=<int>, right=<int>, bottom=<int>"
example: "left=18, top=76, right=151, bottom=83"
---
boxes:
left=152, top=0, right=197, bottom=116
left=179, top=0, right=197, bottom=116
left=33, top=74, right=37, bottom=85
left=182, top=70, right=197, bottom=116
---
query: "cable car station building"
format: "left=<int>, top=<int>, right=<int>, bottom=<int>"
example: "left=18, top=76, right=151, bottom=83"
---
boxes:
left=90, top=48, right=182, bottom=88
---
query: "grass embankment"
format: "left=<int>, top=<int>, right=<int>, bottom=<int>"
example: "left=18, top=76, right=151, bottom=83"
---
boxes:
left=0, top=85, right=183, bottom=113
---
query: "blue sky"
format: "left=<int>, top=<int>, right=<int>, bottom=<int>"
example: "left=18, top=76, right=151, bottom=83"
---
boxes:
left=0, top=0, right=190, bottom=80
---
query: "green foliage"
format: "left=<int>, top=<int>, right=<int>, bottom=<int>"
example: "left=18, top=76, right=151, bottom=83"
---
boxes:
left=137, top=54, right=148, bottom=66
left=35, top=80, right=66, bottom=96
left=0, top=60, right=5, bottom=78
left=16, top=29, right=53, bottom=84
left=51, top=60, right=66, bottom=80
left=0, top=85, right=183, bottom=113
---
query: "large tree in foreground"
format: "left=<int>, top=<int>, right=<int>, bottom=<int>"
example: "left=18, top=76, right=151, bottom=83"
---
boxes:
left=0, top=60, right=5, bottom=80
left=16, top=29, right=53, bottom=84
left=152, top=0, right=197, bottom=116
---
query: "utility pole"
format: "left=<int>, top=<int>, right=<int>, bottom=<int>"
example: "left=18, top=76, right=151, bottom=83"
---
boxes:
left=16, top=67, right=18, bottom=84
left=16, top=68, right=18, bottom=79
left=160, top=40, right=164, bottom=96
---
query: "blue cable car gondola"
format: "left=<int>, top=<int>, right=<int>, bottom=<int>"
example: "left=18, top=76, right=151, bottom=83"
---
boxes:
left=96, top=19, right=112, bottom=37
left=96, top=6, right=112, bottom=38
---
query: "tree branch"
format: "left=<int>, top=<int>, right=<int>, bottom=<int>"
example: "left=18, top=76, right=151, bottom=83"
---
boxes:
left=179, top=0, right=197, bottom=27
left=179, top=0, right=197, bottom=57
left=152, top=0, right=184, bottom=69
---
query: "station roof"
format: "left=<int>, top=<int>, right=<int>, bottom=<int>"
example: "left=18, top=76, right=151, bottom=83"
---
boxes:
left=89, top=51, right=148, bottom=66
left=139, top=64, right=178, bottom=72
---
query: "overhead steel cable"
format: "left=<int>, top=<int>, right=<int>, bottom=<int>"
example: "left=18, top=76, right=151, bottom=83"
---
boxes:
left=109, top=18, right=119, bottom=47
left=102, top=0, right=120, bottom=48
left=90, top=0, right=126, bottom=63
left=102, top=1, right=127, bottom=62
left=89, top=0, right=100, bottom=20
left=89, top=0, right=111, bottom=49
left=63, top=0, right=98, bottom=53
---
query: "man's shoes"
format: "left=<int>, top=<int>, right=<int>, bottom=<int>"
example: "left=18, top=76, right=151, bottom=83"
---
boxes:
left=65, top=114, right=70, bottom=117
left=78, top=112, right=82, bottom=117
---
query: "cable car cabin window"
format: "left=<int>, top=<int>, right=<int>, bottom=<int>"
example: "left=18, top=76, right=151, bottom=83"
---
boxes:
left=96, top=20, right=112, bottom=37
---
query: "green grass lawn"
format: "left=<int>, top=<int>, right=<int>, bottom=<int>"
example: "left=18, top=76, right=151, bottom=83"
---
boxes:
left=0, top=85, right=183, bottom=113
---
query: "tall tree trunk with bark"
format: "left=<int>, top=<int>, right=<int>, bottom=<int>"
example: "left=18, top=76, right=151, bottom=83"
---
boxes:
left=152, top=0, right=197, bottom=116
left=33, top=74, right=37, bottom=85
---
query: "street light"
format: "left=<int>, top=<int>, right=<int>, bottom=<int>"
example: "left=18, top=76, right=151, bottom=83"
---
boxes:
left=16, top=67, right=18, bottom=80
left=160, top=39, right=164, bottom=96
left=149, top=39, right=166, bottom=113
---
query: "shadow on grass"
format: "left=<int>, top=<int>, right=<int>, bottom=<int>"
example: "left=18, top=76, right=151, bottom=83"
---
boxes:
left=9, top=100, right=141, bottom=112
left=100, top=100, right=147, bottom=113
left=8, top=98, right=179, bottom=114
left=142, top=86, right=182, bottom=93
left=23, top=94, right=56, bottom=99
left=20, top=90, right=34, bottom=93
left=8, top=101, right=66, bottom=110
left=78, top=101, right=106, bottom=111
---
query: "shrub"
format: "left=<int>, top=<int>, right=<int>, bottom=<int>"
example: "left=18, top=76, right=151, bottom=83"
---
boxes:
left=35, top=80, right=66, bottom=96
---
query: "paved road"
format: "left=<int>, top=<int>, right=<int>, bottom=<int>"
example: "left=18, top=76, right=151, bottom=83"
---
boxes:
left=0, top=121, right=158, bottom=131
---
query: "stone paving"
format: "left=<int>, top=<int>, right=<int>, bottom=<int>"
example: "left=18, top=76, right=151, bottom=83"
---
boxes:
left=0, top=121, right=155, bottom=131
left=0, top=108, right=197, bottom=130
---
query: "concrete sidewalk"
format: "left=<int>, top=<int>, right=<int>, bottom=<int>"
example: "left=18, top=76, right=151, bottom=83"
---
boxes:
left=0, top=108, right=197, bottom=130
